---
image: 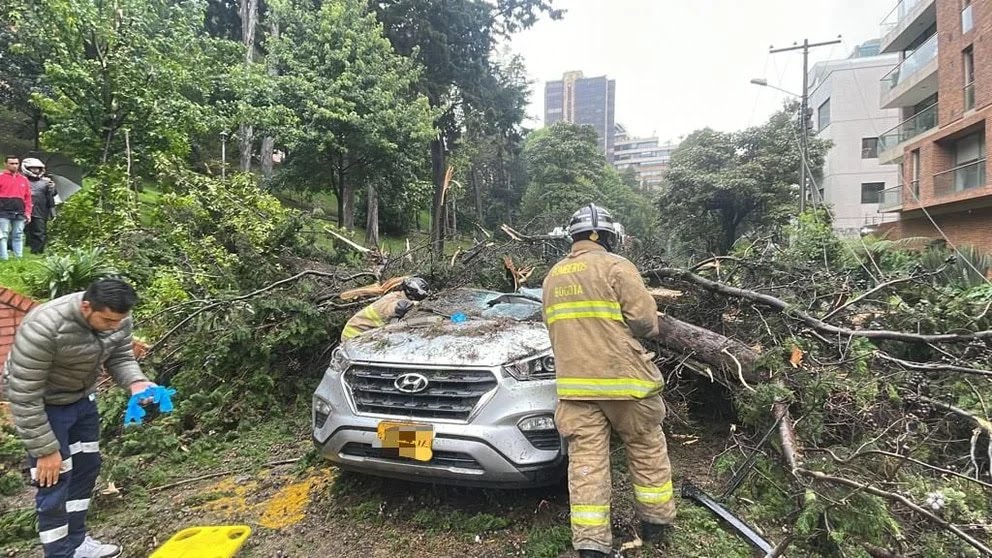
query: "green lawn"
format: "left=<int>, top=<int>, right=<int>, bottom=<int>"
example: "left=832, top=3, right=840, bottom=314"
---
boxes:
left=0, top=253, right=43, bottom=295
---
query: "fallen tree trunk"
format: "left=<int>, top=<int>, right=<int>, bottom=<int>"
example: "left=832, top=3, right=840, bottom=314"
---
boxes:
left=649, top=313, right=766, bottom=385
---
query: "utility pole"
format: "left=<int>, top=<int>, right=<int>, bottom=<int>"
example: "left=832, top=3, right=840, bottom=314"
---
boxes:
left=770, top=37, right=841, bottom=213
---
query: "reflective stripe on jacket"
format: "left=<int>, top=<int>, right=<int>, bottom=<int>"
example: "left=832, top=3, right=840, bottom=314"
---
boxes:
left=341, top=292, right=411, bottom=341
left=542, top=240, right=662, bottom=400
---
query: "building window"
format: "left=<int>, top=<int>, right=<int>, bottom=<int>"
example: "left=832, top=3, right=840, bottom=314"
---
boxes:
left=911, top=149, right=921, bottom=196
left=962, top=0, right=974, bottom=33
left=861, top=182, right=885, bottom=204
left=964, top=47, right=976, bottom=111
left=817, top=99, right=831, bottom=130
left=952, top=131, right=986, bottom=191
left=861, top=137, right=879, bottom=158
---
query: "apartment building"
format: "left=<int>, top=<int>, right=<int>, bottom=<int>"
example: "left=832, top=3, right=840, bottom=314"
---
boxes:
left=876, top=0, right=992, bottom=253
left=807, top=42, right=902, bottom=237
left=545, top=71, right=617, bottom=161
left=612, top=124, right=676, bottom=192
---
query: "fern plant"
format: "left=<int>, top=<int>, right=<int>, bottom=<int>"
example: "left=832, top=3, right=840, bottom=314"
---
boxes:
left=26, top=247, right=120, bottom=300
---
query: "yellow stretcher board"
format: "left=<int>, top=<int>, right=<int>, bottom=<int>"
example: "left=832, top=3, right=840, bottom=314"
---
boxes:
left=150, top=525, right=252, bottom=558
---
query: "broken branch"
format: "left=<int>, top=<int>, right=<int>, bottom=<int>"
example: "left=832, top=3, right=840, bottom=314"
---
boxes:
left=651, top=267, right=992, bottom=343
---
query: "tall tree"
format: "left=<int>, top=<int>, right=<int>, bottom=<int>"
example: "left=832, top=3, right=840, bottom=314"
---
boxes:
left=239, top=0, right=260, bottom=171
left=372, top=0, right=562, bottom=253
left=659, top=102, right=830, bottom=256
left=270, top=0, right=434, bottom=231
left=5, top=0, right=233, bottom=172
left=520, top=122, right=655, bottom=238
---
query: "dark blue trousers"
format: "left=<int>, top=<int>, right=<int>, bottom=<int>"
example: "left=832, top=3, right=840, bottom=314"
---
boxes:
left=28, top=396, right=102, bottom=558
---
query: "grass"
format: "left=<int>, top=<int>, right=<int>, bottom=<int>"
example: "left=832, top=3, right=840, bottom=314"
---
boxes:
left=0, top=253, right=43, bottom=295
left=524, top=524, right=572, bottom=558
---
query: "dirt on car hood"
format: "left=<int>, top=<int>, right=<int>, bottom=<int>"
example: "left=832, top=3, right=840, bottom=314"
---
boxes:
left=342, top=317, right=551, bottom=367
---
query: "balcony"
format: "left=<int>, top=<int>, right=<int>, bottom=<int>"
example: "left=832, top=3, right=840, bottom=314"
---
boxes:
left=880, top=34, right=938, bottom=109
left=879, top=185, right=904, bottom=212
left=934, top=160, right=987, bottom=198
left=881, top=0, right=937, bottom=53
left=878, top=103, right=938, bottom=163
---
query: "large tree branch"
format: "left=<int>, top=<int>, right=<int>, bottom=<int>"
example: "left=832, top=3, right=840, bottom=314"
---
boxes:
left=145, top=270, right=375, bottom=355
left=796, top=468, right=992, bottom=556
left=650, top=267, right=992, bottom=343
left=875, top=352, right=992, bottom=379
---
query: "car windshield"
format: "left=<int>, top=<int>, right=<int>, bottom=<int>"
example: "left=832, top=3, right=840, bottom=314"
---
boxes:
left=417, top=288, right=543, bottom=322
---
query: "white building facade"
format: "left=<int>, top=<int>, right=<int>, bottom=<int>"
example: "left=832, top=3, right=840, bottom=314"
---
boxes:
left=807, top=45, right=901, bottom=236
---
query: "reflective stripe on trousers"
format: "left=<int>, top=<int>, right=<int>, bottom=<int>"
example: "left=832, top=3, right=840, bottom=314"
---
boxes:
left=29, top=397, right=103, bottom=558
left=554, top=396, right=676, bottom=554
left=556, top=377, right=663, bottom=399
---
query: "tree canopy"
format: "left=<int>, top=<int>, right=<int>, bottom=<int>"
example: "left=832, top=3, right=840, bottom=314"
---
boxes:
left=659, top=102, right=830, bottom=256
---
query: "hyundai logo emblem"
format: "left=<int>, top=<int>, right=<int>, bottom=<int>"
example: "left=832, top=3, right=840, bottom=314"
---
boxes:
left=394, top=372, right=430, bottom=394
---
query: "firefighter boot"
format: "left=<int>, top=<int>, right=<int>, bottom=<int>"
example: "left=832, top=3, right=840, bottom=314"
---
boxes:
left=641, top=521, right=672, bottom=545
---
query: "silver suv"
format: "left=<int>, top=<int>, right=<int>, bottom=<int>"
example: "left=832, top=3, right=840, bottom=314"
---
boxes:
left=312, top=288, right=565, bottom=487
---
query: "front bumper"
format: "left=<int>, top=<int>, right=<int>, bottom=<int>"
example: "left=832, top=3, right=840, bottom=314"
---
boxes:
left=312, top=362, right=565, bottom=488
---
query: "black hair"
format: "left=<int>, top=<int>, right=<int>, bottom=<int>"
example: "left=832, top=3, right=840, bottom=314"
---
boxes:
left=83, top=278, right=138, bottom=313
left=5, top=155, right=20, bottom=163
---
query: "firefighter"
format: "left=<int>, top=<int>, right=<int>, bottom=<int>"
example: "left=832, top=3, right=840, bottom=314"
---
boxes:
left=340, top=277, right=429, bottom=342
left=542, top=204, right=675, bottom=558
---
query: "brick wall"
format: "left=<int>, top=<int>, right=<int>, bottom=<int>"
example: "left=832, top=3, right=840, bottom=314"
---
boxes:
left=885, top=205, right=992, bottom=254
left=0, top=288, right=37, bottom=371
left=936, top=0, right=992, bottom=122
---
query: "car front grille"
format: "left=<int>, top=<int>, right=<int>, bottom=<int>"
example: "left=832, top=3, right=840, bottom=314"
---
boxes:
left=523, top=430, right=562, bottom=451
left=340, top=442, right=484, bottom=470
left=345, top=365, right=498, bottom=421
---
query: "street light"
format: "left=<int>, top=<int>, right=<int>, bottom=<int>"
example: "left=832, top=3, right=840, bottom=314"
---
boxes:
left=749, top=78, right=801, bottom=98
left=750, top=77, right=810, bottom=212
left=219, top=131, right=229, bottom=181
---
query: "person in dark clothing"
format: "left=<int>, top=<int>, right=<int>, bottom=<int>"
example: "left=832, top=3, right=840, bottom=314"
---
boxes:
left=21, top=158, right=58, bottom=254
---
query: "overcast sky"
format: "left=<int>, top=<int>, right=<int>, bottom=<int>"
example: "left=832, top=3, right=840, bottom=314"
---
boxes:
left=507, top=0, right=895, bottom=143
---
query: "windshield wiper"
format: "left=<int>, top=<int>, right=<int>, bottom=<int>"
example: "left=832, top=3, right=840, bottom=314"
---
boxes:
left=486, top=293, right=542, bottom=307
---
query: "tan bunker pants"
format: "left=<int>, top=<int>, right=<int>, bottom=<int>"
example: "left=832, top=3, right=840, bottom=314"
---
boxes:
left=554, top=396, right=676, bottom=554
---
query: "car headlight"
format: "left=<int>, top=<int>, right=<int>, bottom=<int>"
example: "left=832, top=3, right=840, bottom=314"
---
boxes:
left=313, top=396, right=332, bottom=429
left=518, top=415, right=556, bottom=431
left=504, top=353, right=556, bottom=380
left=328, top=347, right=351, bottom=373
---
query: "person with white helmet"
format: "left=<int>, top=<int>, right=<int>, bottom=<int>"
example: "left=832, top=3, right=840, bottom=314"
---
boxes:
left=542, top=203, right=675, bottom=557
left=21, top=157, right=59, bottom=254
left=0, top=155, right=32, bottom=260
left=340, top=277, right=430, bottom=341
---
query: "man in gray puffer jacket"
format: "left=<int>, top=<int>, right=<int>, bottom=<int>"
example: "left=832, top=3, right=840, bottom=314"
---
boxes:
left=3, top=278, right=156, bottom=558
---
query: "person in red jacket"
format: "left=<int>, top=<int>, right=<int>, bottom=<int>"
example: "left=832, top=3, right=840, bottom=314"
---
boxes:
left=0, top=155, right=33, bottom=260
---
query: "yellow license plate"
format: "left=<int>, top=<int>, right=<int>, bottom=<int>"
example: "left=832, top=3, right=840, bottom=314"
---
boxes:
left=374, top=421, right=434, bottom=461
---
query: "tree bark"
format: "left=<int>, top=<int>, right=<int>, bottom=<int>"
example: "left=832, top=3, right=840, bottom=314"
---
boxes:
left=647, top=313, right=765, bottom=385
left=471, top=165, right=483, bottom=222
left=430, top=136, right=446, bottom=254
left=260, top=18, right=280, bottom=181
left=239, top=124, right=253, bottom=172
left=238, top=0, right=258, bottom=173
left=365, top=183, right=380, bottom=249
left=339, top=155, right=354, bottom=230
left=260, top=136, right=275, bottom=179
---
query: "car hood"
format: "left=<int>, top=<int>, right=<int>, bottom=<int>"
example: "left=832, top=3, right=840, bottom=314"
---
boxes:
left=342, top=317, right=551, bottom=367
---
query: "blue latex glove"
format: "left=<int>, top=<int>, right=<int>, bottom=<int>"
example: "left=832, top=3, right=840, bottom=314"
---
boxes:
left=124, top=386, right=177, bottom=426
left=451, top=312, right=468, bottom=324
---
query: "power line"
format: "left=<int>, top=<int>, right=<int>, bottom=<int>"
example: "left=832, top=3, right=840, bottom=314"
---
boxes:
left=844, top=58, right=991, bottom=284
left=769, top=37, right=843, bottom=213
